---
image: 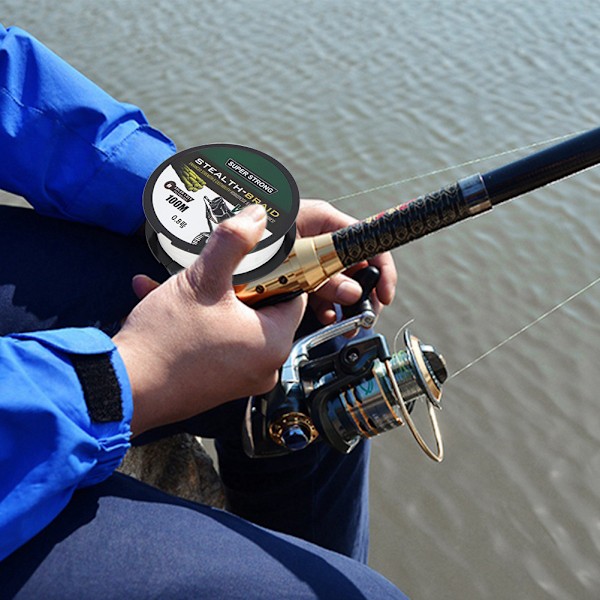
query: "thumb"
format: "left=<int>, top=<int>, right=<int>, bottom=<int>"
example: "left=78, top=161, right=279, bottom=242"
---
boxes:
left=132, top=274, right=161, bottom=300
left=188, top=205, right=267, bottom=296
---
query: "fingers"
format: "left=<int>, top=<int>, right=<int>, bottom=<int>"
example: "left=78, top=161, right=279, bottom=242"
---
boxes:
left=369, top=252, right=398, bottom=305
left=307, top=271, right=365, bottom=325
left=184, top=205, right=267, bottom=299
left=257, top=293, right=308, bottom=368
left=131, top=274, right=160, bottom=300
left=314, top=273, right=363, bottom=305
left=297, top=199, right=398, bottom=306
left=308, top=295, right=337, bottom=325
left=296, top=199, right=356, bottom=237
left=260, top=291, right=308, bottom=333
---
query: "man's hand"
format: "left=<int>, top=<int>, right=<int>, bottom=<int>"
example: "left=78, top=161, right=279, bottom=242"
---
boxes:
left=114, top=205, right=306, bottom=436
left=296, top=199, right=398, bottom=324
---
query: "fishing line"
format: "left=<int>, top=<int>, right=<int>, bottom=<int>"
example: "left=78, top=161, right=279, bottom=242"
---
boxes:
left=325, top=127, right=598, bottom=380
left=328, top=129, right=588, bottom=206
left=448, top=273, right=600, bottom=381
left=392, top=318, right=414, bottom=354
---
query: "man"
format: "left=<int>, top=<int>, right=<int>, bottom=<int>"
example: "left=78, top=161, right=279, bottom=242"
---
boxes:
left=0, top=24, right=406, bottom=598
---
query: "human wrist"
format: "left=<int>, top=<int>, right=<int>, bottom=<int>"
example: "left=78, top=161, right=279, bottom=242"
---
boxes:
left=113, top=329, right=170, bottom=436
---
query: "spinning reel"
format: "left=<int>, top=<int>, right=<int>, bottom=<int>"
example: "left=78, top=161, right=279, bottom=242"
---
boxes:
left=243, top=267, right=448, bottom=462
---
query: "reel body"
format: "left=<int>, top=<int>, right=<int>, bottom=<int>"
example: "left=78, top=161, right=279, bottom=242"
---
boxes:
left=243, top=268, right=448, bottom=462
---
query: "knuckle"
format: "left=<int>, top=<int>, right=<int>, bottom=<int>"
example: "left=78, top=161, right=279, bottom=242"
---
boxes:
left=270, top=342, right=292, bottom=369
left=212, top=219, right=248, bottom=248
left=310, top=199, right=329, bottom=212
left=251, top=371, right=280, bottom=395
left=255, top=344, right=291, bottom=377
left=179, top=266, right=205, bottom=302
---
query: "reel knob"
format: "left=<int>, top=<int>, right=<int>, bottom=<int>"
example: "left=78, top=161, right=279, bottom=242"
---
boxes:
left=281, top=424, right=312, bottom=451
left=421, top=345, right=448, bottom=386
left=269, top=412, right=319, bottom=452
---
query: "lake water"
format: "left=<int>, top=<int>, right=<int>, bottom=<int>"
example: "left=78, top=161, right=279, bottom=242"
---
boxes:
left=3, top=1, right=600, bottom=597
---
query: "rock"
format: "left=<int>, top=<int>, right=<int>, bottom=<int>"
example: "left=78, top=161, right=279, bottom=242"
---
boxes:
left=118, top=433, right=225, bottom=508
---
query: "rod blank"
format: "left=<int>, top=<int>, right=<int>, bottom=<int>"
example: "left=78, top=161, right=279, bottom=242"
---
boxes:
left=482, top=126, right=600, bottom=206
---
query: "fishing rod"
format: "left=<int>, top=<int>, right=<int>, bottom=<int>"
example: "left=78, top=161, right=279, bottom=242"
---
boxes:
left=143, top=127, right=600, bottom=462
left=234, top=125, right=600, bottom=306
left=237, top=125, right=600, bottom=463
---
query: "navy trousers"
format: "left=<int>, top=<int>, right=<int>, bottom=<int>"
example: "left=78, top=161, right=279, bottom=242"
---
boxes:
left=0, top=206, right=406, bottom=599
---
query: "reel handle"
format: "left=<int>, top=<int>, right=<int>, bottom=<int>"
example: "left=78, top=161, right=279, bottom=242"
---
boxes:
left=341, top=266, right=380, bottom=319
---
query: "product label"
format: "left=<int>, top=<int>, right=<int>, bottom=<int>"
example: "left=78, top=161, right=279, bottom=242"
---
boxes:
left=144, top=144, right=298, bottom=255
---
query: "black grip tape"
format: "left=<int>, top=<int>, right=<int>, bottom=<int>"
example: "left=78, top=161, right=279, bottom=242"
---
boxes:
left=332, top=183, right=467, bottom=267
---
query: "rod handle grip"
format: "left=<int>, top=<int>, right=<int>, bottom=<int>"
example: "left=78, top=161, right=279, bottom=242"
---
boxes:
left=332, top=183, right=469, bottom=267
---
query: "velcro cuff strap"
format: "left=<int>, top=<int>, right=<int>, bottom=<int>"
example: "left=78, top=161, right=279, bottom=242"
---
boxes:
left=68, top=353, right=123, bottom=423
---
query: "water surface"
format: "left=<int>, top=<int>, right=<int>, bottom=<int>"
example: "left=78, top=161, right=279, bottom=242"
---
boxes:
left=2, top=1, right=600, bottom=597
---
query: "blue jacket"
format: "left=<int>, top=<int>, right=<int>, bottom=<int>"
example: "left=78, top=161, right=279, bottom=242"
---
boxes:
left=0, top=25, right=176, bottom=560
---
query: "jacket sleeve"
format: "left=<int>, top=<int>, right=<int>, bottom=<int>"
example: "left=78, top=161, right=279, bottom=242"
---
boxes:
left=0, top=24, right=176, bottom=234
left=0, top=328, right=133, bottom=561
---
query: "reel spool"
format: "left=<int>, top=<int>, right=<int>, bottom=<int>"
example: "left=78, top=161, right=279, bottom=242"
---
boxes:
left=310, top=329, right=447, bottom=461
